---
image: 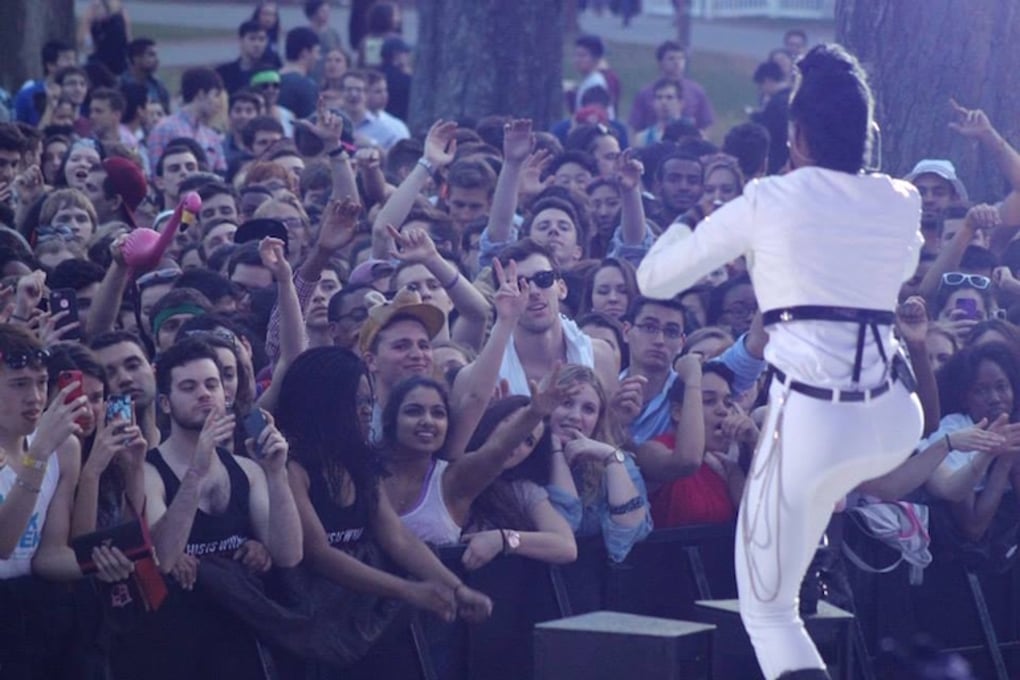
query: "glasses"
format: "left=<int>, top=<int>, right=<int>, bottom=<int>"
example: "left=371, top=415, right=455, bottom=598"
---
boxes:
left=942, top=272, right=990, bottom=290
left=517, top=271, right=559, bottom=289
left=184, top=328, right=238, bottom=352
left=0, top=349, right=50, bottom=369
left=634, top=321, right=684, bottom=340
left=137, top=268, right=181, bottom=291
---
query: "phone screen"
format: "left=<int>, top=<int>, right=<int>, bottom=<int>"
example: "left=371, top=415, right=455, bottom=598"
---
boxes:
left=243, top=410, right=269, bottom=458
left=955, top=297, right=979, bottom=319
left=105, top=395, right=134, bottom=426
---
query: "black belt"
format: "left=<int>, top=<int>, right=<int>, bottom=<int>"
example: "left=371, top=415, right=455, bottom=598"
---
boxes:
left=762, top=306, right=896, bottom=326
left=771, top=366, right=895, bottom=403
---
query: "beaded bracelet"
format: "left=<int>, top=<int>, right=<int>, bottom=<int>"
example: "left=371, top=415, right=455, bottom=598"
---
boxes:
left=608, top=496, right=645, bottom=516
left=20, top=455, right=47, bottom=472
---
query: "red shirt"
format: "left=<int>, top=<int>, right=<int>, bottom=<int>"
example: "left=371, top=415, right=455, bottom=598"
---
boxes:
left=649, top=432, right=736, bottom=527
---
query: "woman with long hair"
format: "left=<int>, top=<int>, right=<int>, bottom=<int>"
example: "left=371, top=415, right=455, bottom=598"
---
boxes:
left=276, top=347, right=493, bottom=676
left=638, top=44, right=926, bottom=679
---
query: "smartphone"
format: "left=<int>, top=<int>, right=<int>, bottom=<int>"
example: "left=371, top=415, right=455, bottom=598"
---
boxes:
left=243, top=410, right=270, bottom=458
left=58, top=370, right=84, bottom=403
left=956, top=297, right=979, bottom=319
left=105, top=394, right=134, bottom=426
left=48, top=288, right=81, bottom=341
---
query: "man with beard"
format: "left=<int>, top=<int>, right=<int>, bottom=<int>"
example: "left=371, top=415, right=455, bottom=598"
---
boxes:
left=111, top=338, right=302, bottom=680
left=654, top=152, right=704, bottom=226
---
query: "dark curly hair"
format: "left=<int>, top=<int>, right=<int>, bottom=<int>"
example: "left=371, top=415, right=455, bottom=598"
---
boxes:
left=937, top=342, right=1020, bottom=421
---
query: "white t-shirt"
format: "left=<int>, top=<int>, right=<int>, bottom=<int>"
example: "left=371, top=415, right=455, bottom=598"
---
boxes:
left=0, top=451, right=60, bottom=579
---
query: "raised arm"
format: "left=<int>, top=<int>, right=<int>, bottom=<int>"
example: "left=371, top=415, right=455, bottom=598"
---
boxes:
left=372, top=120, right=457, bottom=259
left=948, top=99, right=1020, bottom=226
left=446, top=258, right=525, bottom=458
left=616, top=149, right=647, bottom=246
left=896, top=297, right=941, bottom=436
left=72, top=417, right=147, bottom=537
left=354, top=147, right=388, bottom=208
left=241, top=413, right=303, bottom=568
left=388, top=224, right=491, bottom=351
left=634, top=355, right=705, bottom=485
left=918, top=204, right=1000, bottom=303
left=444, top=364, right=577, bottom=519
left=484, top=119, right=533, bottom=246
left=86, top=236, right=133, bottom=339
left=256, top=238, right=302, bottom=412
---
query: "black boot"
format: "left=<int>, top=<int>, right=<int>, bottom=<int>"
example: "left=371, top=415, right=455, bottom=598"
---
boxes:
left=776, top=669, right=831, bottom=679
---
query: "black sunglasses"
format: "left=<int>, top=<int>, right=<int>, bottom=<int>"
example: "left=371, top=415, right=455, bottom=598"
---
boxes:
left=518, top=271, right=559, bottom=289
left=0, top=349, right=51, bottom=370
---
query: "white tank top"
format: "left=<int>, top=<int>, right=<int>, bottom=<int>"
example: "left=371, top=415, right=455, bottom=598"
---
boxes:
left=0, top=450, right=61, bottom=579
left=399, top=459, right=462, bottom=546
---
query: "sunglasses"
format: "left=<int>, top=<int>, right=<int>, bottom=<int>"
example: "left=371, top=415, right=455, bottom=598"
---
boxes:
left=184, top=328, right=238, bottom=351
left=0, top=349, right=51, bottom=369
left=517, top=271, right=559, bottom=289
left=942, top=272, right=990, bottom=290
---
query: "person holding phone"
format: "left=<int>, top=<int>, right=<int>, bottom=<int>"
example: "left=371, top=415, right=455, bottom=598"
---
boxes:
left=933, top=271, right=995, bottom=345
left=638, top=45, right=925, bottom=679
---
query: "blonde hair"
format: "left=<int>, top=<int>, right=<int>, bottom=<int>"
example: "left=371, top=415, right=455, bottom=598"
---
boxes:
left=253, top=191, right=310, bottom=225
left=39, top=188, right=98, bottom=228
left=556, top=363, right=617, bottom=504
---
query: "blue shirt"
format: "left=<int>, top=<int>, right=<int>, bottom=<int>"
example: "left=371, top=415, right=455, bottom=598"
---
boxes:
left=625, top=334, right=766, bottom=445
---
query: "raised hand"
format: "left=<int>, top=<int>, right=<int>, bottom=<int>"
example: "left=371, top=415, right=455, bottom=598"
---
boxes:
left=673, top=353, right=703, bottom=382
left=353, top=146, right=382, bottom=173
left=964, top=203, right=1001, bottom=232
left=502, top=119, right=535, bottom=164
left=609, top=374, right=647, bottom=428
left=14, top=165, right=45, bottom=205
left=294, top=95, right=345, bottom=149
left=30, top=381, right=90, bottom=457
left=895, top=295, right=929, bottom=346
left=949, top=418, right=1007, bottom=454
left=528, top=362, right=580, bottom=417
left=193, top=408, right=235, bottom=478
left=258, top=236, right=291, bottom=282
left=615, top=148, right=644, bottom=192
left=14, top=270, right=46, bottom=319
left=948, top=98, right=996, bottom=143
left=317, top=196, right=362, bottom=253
left=85, top=415, right=144, bottom=478
left=720, top=408, right=759, bottom=446
left=387, top=224, right=439, bottom=264
left=246, top=410, right=289, bottom=474
left=519, top=149, right=554, bottom=197
left=424, top=120, right=458, bottom=169
left=491, top=258, right=526, bottom=323
left=38, top=310, right=79, bottom=347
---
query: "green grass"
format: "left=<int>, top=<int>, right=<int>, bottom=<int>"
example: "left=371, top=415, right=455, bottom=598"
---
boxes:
left=563, top=38, right=758, bottom=145
left=132, top=22, right=235, bottom=43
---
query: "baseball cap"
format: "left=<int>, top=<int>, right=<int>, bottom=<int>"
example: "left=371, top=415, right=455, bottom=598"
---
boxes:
left=102, top=157, right=148, bottom=229
left=250, top=70, right=281, bottom=87
left=904, top=159, right=969, bottom=204
left=234, top=218, right=290, bottom=254
left=358, top=288, right=445, bottom=354
left=349, top=259, right=395, bottom=287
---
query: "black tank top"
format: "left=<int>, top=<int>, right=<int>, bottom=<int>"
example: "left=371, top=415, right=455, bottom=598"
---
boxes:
left=307, top=465, right=367, bottom=553
left=147, top=447, right=251, bottom=558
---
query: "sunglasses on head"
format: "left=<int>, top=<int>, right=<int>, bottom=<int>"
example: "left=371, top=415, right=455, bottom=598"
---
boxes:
left=518, top=271, right=559, bottom=289
left=942, top=272, right=990, bottom=290
left=137, top=268, right=181, bottom=291
left=184, top=328, right=238, bottom=351
left=0, top=349, right=50, bottom=370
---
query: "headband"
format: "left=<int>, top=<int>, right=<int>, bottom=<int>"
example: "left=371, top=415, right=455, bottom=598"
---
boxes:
left=152, top=304, right=207, bottom=335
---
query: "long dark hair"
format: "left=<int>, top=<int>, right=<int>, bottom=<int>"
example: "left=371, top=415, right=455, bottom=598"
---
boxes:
left=788, top=44, right=873, bottom=174
left=276, top=347, right=380, bottom=519
left=465, top=396, right=553, bottom=531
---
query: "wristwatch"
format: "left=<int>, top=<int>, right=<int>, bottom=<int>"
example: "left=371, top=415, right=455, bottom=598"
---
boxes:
left=502, top=530, right=521, bottom=555
left=605, top=449, right=626, bottom=467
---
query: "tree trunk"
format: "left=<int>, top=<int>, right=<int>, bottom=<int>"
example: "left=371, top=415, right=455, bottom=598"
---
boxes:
left=409, top=0, right=565, bottom=133
left=675, top=0, right=691, bottom=49
left=836, top=0, right=1020, bottom=203
left=0, top=0, right=76, bottom=94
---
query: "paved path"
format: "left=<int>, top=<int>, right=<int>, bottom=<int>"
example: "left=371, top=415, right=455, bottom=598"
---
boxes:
left=93, top=1, right=831, bottom=68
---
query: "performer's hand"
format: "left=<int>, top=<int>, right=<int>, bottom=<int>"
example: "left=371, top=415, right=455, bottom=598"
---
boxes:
left=895, top=296, right=928, bottom=346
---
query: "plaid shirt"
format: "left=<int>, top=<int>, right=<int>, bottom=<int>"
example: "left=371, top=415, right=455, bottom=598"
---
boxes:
left=146, top=108, right=226, bottom=175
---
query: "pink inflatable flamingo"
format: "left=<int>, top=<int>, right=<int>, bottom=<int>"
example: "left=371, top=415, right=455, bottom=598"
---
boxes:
left=122, top=192, right=202, bottom=272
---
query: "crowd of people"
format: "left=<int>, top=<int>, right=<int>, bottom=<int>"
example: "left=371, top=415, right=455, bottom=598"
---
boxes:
left=0, top=2, right=1018, bottom=678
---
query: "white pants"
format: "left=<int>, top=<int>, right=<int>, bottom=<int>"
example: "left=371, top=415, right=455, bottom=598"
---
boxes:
left=735, top=379, right=923, bottom=679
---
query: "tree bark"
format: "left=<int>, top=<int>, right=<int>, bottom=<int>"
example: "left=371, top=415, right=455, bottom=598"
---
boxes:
left=836, top=0, right=1020, bottom=203
left=409, top=0, right=565, bottom=133
left=0, top=0, right=76, bottom=94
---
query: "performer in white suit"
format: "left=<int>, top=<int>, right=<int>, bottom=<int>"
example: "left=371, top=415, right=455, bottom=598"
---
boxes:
left=637, top=44, right=924, bottom=680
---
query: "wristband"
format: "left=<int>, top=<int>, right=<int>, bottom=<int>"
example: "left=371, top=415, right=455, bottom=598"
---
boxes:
left=20, top=454, right=47, bottom=472
left=10, top=314, right=30, bottom=322
left=441, top=270, right=460, bottom=289
left=945, top=433, right=953, bottom=452
left=499, top=529, right=508, bottom=555
left=14, top=476, right=41, bottom=493
left=608, top=496, right=645, bottom=516
left=417, top=157, right=436, bottom=174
